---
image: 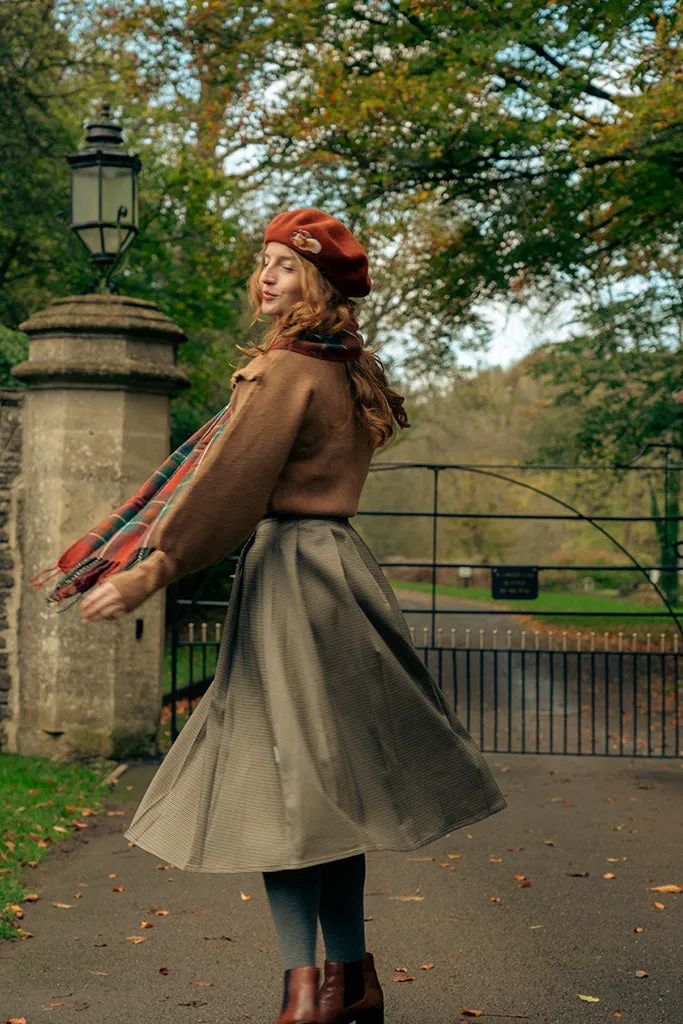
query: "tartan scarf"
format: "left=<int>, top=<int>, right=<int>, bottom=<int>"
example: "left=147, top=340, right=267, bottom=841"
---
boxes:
left=30, top=323, right=364, bottom=613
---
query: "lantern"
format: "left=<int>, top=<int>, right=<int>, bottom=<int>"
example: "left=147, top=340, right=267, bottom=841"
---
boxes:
left=66, top=102, right=141, bottom=286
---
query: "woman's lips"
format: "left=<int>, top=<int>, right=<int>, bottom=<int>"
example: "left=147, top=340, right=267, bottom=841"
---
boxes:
left=262, top=292, right=278, bottom=299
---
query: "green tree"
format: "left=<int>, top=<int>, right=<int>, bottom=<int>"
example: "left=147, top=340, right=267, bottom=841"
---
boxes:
left=0, top=1, right=256, bottom=443
left=528, top=307, right=682, bottom=604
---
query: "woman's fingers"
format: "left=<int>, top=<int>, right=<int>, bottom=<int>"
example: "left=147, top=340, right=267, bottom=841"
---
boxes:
left=80, top=581, right=127, bottom=621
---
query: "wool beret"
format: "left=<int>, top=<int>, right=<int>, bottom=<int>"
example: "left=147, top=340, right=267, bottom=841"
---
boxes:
left=264, top=207, right=372, bottom=298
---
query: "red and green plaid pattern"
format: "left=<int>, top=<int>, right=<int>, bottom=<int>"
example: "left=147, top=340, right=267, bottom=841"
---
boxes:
left=30, top=326, right=363, bottom=613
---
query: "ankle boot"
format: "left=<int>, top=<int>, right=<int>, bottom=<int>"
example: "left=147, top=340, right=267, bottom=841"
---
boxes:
left=318, top=951, right=384, bottom=1024
left=275, top=965, right=323, bottom=1024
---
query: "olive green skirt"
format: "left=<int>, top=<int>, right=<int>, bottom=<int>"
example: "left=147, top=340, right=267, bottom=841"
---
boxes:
left=124, top=514, right=507, bottom=872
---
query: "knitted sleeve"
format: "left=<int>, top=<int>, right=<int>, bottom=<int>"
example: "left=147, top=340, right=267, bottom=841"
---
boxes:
left=106, top=349, right=314, bottom=613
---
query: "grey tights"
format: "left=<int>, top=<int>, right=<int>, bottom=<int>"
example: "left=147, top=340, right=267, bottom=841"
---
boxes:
left=262, top=852, right=367, bottom=970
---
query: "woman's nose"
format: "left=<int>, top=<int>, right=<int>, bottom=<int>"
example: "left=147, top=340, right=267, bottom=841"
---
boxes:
left=261, top=268, right=276, bottom=285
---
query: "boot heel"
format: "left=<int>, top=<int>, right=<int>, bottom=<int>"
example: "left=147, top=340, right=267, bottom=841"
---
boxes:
left=355, top=1007, right=384, bottom=1024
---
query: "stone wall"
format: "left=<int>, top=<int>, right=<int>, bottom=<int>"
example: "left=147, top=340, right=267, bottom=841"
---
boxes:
left=0, top=388, right=24, bottom=745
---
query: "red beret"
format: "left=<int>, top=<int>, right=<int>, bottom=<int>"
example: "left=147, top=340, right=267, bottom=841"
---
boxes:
left=264, top=207, right=372, bottom=298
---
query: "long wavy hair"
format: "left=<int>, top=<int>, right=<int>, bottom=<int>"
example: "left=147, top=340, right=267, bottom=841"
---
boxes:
left=233, top=245, right=411, bottom=451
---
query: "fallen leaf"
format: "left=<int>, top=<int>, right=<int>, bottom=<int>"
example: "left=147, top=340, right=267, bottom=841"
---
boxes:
left=156, top=864, right=169, bottom=870
left=447, top=854, right=461, bottom=860
left=603, top=873, right=616, bottom=879
left=53, top=826, right=68, bottom=833
left=490, top=857, right=502, bottom=863
left=125, top=935, right=146, bottom=943
left=159, top=967, right=170, bottom=975
left=394, top=966, right=408, bottom=973
left=419, top=963, right=434, bottom=970
left=649, top=884, right=682, bottom=893
left=23, top=893, right=39, bottom=902
left=407, top=857, right=434, bottom=862
left=392, top=975, right=416, bottom=982
left=460, top=1010, right=484, bottom=1017
left=52, top=902, right=74, bottom=909
left=16, top=928, right=32, bottom=939
left=73, top=892, right=83, bottom=898
left=79, top=808, right=98, bottom=816
left=112, top=886, right=125, bottom=892
left=634, top=927, right=644, bottom=933
left=178, top=1001, right=208, bottom=1007
left=141, top=921, right=154, bottom=928
left=543, top=840, right=555, bottom=846
left=239, top=890, right=251, bottom=901
left=364, top=916, right=373, bottom=921
left=88, top=970, right=108, bottom=976
left=155, top=909, right=169, bottom=916
left=578, top=994, right=600, bottom=1002
left=389, top=895, right=424, bottom=901
left=27, top=861, right=37, bottom=868
left=513, top=874, right=527, bottom=881
left=74, top=1005, right=90, bottom=1012
left=652, top=901, right=665, bottom=910
left=94, top=943, right=107, bottom=947
left=635, top=970, right=648, bottom=978
left=72, top=821, right=89, bottom=830
left=106, top=811, right=125, bottom=816
left=109, top=873, right=118, bottom=878
left=5, top=1017, right=28, bottom=1023
left=188, top=981, right=214, bottom=987
left=5, top=904, right=23, bottom=918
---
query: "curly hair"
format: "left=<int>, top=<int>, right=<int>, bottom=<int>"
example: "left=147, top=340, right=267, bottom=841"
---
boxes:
left=233, top=245, right=410, bottom=451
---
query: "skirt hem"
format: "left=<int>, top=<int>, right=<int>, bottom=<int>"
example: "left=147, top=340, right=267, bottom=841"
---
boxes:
left=122, top=793, right=508, bottom=874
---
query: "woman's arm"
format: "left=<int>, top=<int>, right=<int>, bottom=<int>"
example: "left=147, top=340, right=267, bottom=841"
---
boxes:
left=106, top=349, right=314, bottom=613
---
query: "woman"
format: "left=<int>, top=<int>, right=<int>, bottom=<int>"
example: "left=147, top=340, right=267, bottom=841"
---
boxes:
left=80, top=208, right=508, bottom=1024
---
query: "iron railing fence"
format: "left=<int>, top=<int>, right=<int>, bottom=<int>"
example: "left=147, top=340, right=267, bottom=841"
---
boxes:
left=163, top=454, right=682, bottom=754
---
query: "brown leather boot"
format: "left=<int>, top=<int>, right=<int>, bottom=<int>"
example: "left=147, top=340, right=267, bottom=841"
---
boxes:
left=318, top=951, right=384, bottom=1024
left=275, top=965, right=323, bottom=1024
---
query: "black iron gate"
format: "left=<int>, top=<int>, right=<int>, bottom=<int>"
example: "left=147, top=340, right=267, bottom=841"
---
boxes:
left=163, top=452, right=682, bottom=757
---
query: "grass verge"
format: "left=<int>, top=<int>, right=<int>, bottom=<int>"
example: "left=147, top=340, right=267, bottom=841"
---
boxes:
left=385, top=579, right=683, bottom=635
left=0, top=753, right=112, bottom=939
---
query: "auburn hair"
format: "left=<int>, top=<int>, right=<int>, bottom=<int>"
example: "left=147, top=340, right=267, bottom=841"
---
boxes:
left=233, top=245, right=410, bottom=451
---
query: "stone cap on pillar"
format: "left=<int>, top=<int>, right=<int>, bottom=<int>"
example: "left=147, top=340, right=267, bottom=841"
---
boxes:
left=12, top=293, right=192, bottom=396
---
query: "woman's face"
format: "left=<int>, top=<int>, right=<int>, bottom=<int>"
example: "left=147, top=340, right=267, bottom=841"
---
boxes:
left=258, top=241, right=304, bottom=316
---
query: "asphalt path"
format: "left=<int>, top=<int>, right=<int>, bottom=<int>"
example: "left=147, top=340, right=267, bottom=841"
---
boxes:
left=2, top=755, right=682, bottom=1023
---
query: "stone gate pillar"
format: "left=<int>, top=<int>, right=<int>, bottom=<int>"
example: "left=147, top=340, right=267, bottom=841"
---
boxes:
left=7, top=293, right=190, bottom=760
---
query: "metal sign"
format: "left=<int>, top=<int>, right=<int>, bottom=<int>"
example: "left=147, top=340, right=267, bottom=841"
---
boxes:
left=491, top=566, right=539, bottom=600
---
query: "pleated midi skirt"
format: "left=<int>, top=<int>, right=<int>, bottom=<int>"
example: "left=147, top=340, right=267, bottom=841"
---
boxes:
left=124, top=514, right=508, bottom=872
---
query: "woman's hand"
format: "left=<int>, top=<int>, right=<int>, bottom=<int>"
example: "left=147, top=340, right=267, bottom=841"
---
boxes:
left=80, top=580, right=128, bottom=622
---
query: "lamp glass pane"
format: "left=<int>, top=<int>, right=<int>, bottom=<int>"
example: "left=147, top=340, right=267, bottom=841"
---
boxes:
left=103, top=225, right=135, bottom=254
left=101, top=164, right=134, bottom=230
left=77, top=227, right=102, bottom=253
left=71, top=165, right=100, bottom=244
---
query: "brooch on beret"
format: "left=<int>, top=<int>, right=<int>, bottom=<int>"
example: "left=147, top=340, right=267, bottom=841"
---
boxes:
left=290, top=229, right=322, bottom=254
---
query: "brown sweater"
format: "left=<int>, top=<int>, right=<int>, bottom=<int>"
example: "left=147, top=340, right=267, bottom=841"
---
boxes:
left=108, top=347, right=376, bottom=613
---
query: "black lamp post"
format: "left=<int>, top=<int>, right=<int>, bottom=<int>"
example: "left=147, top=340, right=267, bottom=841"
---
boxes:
left=66, top=101, right=141, bottom=293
